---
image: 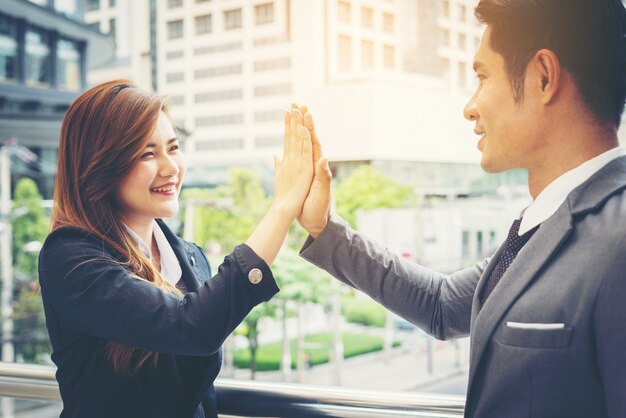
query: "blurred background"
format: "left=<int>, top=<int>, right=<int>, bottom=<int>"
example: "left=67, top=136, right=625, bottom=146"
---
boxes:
left=0, top=0, right=625, bottom=416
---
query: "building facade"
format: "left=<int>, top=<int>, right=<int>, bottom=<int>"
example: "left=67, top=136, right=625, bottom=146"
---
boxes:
left=0, top=0, right=113, bottom=198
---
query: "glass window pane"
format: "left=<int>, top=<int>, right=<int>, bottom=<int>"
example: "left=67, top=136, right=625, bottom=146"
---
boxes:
left=57, top=39, right=81, bottom=91
left=224, top=9, right=242, bottom=30
left=0, top=14, right=18, bottom=82
left=55, top=0, right=78, bottom=19
left=25, top=28, right=52, bottom=88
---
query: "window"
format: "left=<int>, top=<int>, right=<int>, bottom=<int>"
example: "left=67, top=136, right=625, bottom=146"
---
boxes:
left=361, top=40, right=374, bottom=69
left=254, top=109, right=284, bottom=122
left=254, top=3, right=274, bottom=25
left=457, top=4, right=467, bottom=22
left=195, top=89, right=243, bottom=103
left=442, top=0, right=450, bottom=18
left=254, top=136, right=281, bottom=148
left=338, top=35, right=351, bottom=71
left=168, top=0, right=183, bottom=8
left=167, top=19, right=183, bottom=40
left=55, top=0, right=78, bottom=18
left=337, top=1, right=351, bottom=23
left=86, top=0, right=100, bottom=11
left=166, top=50, right=184, bottom=60
left=194, top=64, right=242, bottom=79
left=169, top=95, right=185, bottom=106
left=253, top=83, right=291, bottom=97
left=57, top=39, right=81, bottom=91
left=87, top=21, right=100, bottom=32
left=458, top=33, right=466, bottom=51
left=253, top=57, right=290, bottom=72
left=109, top=18, right=116, bottom=41
left=194, top=42, right=241, bottom=55
left=0, top=15, right=18, bottom=82
left=25, top=28, right=51, bottom=87
left=383, top=44, right=394, bottom=69
left=166, top=72, right=184, bottom=83
left=361, top=7, right=374, bottom=28
left=439, top=28, right=449, bottom=47
left=383, top=13, right=394, bottom=33
left=458, top=61, right=466, bottom=89
left=195, top=14, right=212, bottom=35
left=195, top=114, right=244, bottom=127
left=224, top=9, right=242, bottom=30
left=196, top=138, right=244, bottom=151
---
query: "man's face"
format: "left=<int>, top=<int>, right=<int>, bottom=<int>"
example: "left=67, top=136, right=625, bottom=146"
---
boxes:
left=464, top=27, right=542, bottom=173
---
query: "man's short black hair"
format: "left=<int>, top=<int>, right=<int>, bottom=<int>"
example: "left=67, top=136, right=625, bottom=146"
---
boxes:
left=475, top=0, right=626, bottom=127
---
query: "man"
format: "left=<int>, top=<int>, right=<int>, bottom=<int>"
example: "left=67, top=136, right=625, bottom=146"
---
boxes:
left=295, top=0, right=626, bottom=417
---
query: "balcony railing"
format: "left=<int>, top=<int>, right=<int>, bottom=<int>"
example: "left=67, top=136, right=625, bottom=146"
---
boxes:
left=0, top=361, right=465, bottom=417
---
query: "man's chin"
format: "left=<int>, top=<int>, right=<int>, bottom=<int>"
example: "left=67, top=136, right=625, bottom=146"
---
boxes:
left=479, top=157, right=506, bottom=174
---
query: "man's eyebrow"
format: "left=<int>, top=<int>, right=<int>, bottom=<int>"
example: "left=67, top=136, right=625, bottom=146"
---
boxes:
left=145, top=137, right=178, bottom=148
left=473, top=60, right=486, bottom=73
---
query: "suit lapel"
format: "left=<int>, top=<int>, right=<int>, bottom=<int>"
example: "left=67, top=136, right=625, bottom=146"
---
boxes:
left=470, top=242, right=506, bottom=331
left=466, top=203, right=573, bottom=403
left=156, top=219, right=200, bottom=292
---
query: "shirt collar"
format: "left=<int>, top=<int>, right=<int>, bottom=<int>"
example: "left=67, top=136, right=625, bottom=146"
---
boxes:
left=124, top=221, right=182, bottom=285
left=518, top=146, right=626, bottom=235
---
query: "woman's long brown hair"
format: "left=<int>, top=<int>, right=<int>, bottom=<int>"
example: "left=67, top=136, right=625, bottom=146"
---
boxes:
left=52, top=80, right=183, bottom=375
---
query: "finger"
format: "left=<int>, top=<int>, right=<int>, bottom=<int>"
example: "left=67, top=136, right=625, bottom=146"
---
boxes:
left=299, top=125, right=312, bottom=158
left=291, top=107, right=303, bottom=155
left=304, top=111, right=321, bottom=164
left=316, top=157, right=332, bottom=183
left=273, top=154, right=280, bottom=172
left=283, top=110, right=291, bottom=159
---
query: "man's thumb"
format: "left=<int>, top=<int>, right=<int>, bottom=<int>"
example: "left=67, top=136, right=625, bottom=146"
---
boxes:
left=315, top=157, right=332, bottom=185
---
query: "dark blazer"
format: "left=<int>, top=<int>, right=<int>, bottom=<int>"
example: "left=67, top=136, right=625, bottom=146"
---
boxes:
left=301, top=156, right=626, bottom=418
left=39, top=219, right=279, bottom=418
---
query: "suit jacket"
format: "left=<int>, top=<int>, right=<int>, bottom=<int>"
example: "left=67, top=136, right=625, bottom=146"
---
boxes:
left=300, top=156, right=626, bottom=418
left=39, top=219, right=279, bottom=418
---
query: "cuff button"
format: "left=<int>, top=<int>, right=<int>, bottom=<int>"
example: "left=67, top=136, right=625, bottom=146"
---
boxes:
left=248, top=268, right=263, bottom=284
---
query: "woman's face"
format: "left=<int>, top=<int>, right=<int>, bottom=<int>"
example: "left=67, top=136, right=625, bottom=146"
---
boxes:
left=116, top=111, right=186, bottom=228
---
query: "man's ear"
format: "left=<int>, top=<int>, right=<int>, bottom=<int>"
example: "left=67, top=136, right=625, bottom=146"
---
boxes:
left=531, top=49, right=561, bottom=104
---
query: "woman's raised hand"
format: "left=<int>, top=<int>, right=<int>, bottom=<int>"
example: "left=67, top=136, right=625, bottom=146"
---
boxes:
left=272, top=105, right=314, bottom=220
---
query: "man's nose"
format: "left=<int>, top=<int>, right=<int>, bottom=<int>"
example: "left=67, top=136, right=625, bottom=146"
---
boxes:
left=463, top=94, right=479, bottom=122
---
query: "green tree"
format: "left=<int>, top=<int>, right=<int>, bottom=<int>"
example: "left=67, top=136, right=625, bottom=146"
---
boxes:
left=334, top=165, right=413, bottom=227
left=11, top=178, right=48, bottom=277
left=9, top=178, right=51, bottom=363
left=181, top=168, right=269, bottom=251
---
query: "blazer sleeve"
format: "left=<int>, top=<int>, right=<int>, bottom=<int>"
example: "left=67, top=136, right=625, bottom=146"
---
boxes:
left=38, top=227, right=279, bottom=356
left=299, top=214, right=487, bottom=340
left=593, top=236, right=626, bottom=417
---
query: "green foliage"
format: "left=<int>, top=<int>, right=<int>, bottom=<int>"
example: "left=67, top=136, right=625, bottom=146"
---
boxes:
left=13, top=284, right=52, bottom=363
left=180, top=168, right=269, bottom=250
left=272, top=248, right=333, bottom=304
left=233, top=331, right=401, bottom=371
left=10, top=178, right=49, bottom=277
left=341, top=296, right=387, bottom=327
left=334, top=165, right=413, bottom=227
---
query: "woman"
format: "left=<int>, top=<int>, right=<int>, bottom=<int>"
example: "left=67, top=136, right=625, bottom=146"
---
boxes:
left=38, top=80, right=314, bottom=418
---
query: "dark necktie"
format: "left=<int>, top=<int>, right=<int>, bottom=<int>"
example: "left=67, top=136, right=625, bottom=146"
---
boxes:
left=480, top=218, right=538, bottom=304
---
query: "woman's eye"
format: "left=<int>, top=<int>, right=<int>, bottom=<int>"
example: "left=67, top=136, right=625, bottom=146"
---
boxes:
left=141, top=151, right=155, bottom=159
left=169, top=144, right=179, bottom=152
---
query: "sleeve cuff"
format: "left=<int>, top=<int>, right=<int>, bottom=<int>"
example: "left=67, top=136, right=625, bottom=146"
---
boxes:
left=233, top=243, right=280, bottom=302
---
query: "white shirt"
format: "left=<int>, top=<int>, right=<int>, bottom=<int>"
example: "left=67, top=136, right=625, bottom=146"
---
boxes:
left=124, top=221, right=183, bottom=286
left=518, top=146, right=626, bottom=235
